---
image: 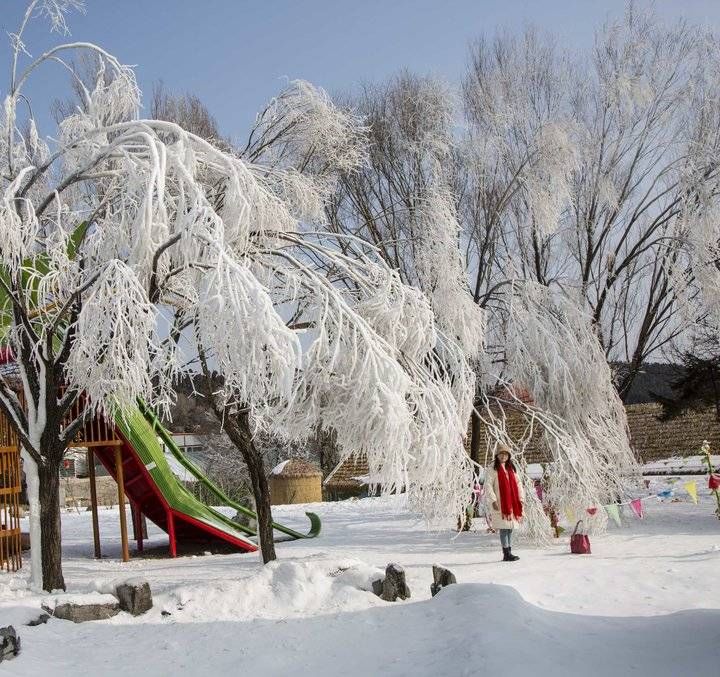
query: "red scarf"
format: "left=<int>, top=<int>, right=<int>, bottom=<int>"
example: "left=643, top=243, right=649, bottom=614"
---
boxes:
left=497, top=464, right=523, bottom=521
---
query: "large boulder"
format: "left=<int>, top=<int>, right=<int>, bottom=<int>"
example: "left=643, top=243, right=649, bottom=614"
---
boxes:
left=373, top=563, right=411, bottom=602
left=42, top=593, right=120, bottom=623
left=0, top=626, right=20, bottom=662
left=430, top=565, right=457, bottom=597
left=115, top=579, right=153, bottom=616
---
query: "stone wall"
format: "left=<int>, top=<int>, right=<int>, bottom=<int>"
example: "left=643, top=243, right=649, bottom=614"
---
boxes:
left=473, top=402, right=720, bottom=464
left=61, top=476, right=119, bottom=508
left=625, top=402, right=720, bottom=462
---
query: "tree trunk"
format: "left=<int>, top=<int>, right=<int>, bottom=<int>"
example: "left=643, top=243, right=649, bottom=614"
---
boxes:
left=469, top=405, right=483, bottom=467
left=38, top=460, right=66, bottom=592
left=225, top=413, right=276, bottom=563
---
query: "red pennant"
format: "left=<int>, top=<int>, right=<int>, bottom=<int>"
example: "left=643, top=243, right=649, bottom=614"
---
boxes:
left=630, top=498, right=644, bottom=519
left=535, top=484, right=544, bottom=501
left=709, top=474, right=720, bottom=491
left=586, top=507, right=598, bottom=516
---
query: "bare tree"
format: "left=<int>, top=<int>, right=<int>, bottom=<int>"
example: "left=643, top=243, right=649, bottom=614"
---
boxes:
left=462, top=10, right=720, bottom=399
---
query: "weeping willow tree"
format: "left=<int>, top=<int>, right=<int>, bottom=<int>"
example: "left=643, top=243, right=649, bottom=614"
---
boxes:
left=1, top=1, right=476, bottom=590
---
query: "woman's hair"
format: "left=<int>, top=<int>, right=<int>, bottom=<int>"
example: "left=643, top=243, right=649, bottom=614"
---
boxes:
left=493, top=447, right=516, bottom=472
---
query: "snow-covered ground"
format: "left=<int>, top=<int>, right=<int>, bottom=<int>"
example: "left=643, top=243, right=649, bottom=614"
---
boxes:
left=2, top=478, right=719, bottom=676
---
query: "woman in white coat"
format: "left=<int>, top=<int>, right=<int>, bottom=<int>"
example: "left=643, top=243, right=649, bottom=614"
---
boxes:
left=485, top=445, right=524, bottom=561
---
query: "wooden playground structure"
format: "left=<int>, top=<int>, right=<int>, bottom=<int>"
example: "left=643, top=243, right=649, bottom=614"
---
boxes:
left=0, top=398, right=138, bottom=572
left=0, top=358, right=317, bottom=573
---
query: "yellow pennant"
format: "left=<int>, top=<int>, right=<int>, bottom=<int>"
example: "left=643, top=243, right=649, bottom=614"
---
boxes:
left=683, top=481, right=698, bottom=504
left=564, top=507, right=576, bottom=525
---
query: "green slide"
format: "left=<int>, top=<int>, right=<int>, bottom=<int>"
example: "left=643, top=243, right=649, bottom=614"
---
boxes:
left=114, top=407, right=259, bottom=551
left=134, top=401, right=322, bottom=541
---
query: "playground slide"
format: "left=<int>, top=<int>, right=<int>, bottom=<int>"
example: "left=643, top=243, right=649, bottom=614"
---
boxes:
left=136, top=400, right=321, bottom=541
left=111, top=407, right=259, bottom=553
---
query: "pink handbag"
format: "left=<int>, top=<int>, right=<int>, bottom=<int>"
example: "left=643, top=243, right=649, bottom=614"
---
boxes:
left=570, top=520, right=591, bottom=554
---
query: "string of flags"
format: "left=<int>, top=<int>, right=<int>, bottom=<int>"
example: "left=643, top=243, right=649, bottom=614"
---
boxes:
left=575, top=480, right=701, bottom=527
left=508, top=470, right=717, bottom=528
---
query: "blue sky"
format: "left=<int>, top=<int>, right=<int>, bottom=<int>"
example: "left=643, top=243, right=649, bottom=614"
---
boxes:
left=4, top=1, right=720, bottom=141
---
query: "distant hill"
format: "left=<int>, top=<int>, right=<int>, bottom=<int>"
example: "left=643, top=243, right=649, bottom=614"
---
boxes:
left=616, top=362, right=684, bottom=404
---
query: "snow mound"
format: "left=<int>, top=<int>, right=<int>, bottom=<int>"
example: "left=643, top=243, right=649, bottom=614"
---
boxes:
left=0, top=604, right=48, bottom=627
left=155, top=559, right=385, bottom=622
left=417, top=584, right=720, bottom=676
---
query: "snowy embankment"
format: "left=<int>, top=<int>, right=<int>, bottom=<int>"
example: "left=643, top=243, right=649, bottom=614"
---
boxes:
left=2, top=478, right=720, bottom=676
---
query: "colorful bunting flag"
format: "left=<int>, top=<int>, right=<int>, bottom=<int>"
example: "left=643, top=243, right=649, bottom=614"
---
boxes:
left=683, top=481, right=698, bottom=504
left=604, top=503, right=622, bottom=527
left=535, top=484, right=544, bottom=501
left=709, top=474, right=720, bottom=491
left=564, top=507, right=576, bottom=525
left=630, top=498, right=644, bottom=519
left=586, top=507, right=598, bottom=516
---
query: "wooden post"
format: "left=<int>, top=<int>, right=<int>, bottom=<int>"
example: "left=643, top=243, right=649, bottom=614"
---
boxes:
left=130, top=501, right=145, bottom=553
left=87, top=449, right=101, bottom=559
left=114, top=446, right=129, bottom=563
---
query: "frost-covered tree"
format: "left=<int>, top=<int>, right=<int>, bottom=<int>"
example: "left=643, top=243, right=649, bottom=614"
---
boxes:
left=328, top=7, right=720, bottom=528
left=327, top=54, right=641, bottom=532
left=463, top=10, right=720, bottom=398
left=1, top=2, right=476, bottom=589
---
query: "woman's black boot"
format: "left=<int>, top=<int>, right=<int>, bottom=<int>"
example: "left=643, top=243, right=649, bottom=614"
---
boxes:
left=506, top=548, right=520, bottom=562
left=502, top=547, right=511, bottom=561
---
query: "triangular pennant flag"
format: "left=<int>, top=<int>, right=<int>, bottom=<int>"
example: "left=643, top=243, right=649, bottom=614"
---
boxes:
left=709, top=473, right=720, bottom=491
left=604, top=503, right=622, bottom=527
left=586, top=507, right=598, bottom=516
left=564, top=507, right=575, bottom=525
left=683, top=481, right=698, bottom=504
left=630, top=498, right=644, bottom=519
left=535, top=484, right=544, bottom=501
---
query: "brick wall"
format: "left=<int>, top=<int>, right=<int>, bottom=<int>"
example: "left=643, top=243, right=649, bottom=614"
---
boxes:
left=473, top=402, right=720, bottom=464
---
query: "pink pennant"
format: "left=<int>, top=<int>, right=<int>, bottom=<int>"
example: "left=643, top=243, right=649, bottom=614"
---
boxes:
left=535, top=484, right=544, bottom=501
left=586, top=507, right=598, bottom=516
left=630, top=498, right=644, bottom=519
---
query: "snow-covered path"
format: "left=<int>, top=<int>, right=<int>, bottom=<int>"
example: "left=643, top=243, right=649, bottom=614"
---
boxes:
left=2, top=484, right=719, bottom=676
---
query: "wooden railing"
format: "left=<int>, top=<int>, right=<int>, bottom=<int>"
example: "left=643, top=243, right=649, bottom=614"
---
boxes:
left=0, top=446, right=22, bottom=572
left=62, top=393, right=122, bottom=448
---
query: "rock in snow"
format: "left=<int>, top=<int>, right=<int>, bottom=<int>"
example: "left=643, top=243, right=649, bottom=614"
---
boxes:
left=430, top=565, right=457, bottom=597
left=42, top=593, right=120, bottom=623
left=0, top=626, right=20, bottom=662
left=115, top=580, right=153, bottom=616
left=25, top=612, right=50, bottom=627
left=373, top=563, right=411, bottom=602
